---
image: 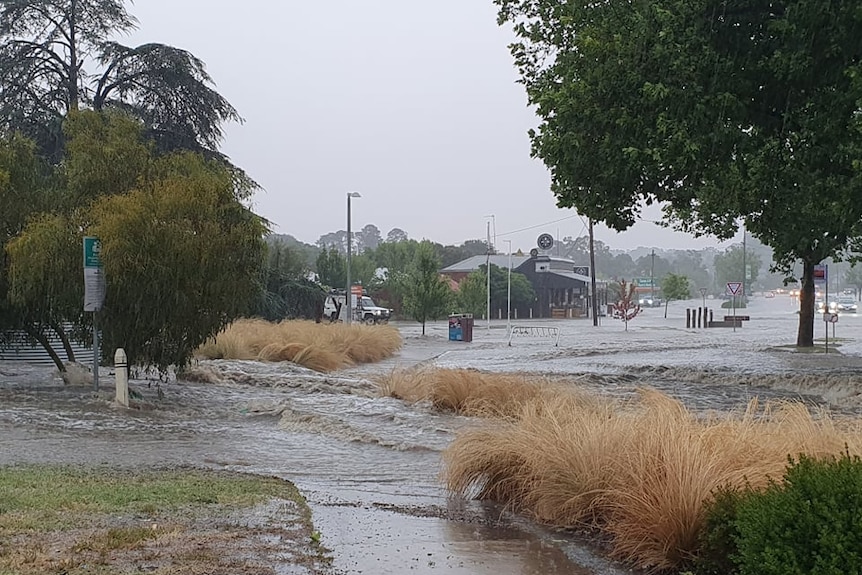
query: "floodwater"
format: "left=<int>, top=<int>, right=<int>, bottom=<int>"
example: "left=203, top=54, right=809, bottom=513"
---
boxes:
left=2, top=294, right=862, bottom=574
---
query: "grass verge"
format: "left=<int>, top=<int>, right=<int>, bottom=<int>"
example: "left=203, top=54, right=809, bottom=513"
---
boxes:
left=393, top=369, right=862, bottom=572
left=0, top=465, right=332, bottom=575
left=196, top=318, right=402, bottom=372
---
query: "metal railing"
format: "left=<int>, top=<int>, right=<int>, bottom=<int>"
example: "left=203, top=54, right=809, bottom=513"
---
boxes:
left=507, top=325, right=561, bottom=347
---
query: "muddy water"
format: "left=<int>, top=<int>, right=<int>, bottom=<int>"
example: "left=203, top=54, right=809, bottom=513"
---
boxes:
left=2, top=295, right=862, bottom=574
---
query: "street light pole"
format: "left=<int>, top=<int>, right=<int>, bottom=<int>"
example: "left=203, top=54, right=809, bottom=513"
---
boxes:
left=346, top=191, right=361, bottom=324
left=504, top=240, right=512, bottom=335
left=485, top=219, right=492, bottom=331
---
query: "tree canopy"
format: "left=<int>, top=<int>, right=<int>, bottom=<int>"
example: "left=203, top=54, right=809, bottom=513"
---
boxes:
left=496, top=0, right=862, bottom=345
left=402, top=241, right=451, bottom=335
left=0, top=0, right=240, bottom=160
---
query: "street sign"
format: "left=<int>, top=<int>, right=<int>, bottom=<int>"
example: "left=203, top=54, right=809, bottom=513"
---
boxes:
left=823, top=313, right=839, bottom=324
left=814, top=264, right=828, bottom=285
left=573, top=266, right=590, bottom=277
left=635, top=277, right=654, bottom=288
left=699, top=287, right=708, bottom=297
left=83, top=236, right=106, bottom=312
left=726, top=282, right=742, bottom=296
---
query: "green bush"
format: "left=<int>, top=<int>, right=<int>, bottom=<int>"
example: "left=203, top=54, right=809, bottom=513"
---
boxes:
left=691, top=486, right=749, bottom=575
left=734, top=453, right=862, bottom=575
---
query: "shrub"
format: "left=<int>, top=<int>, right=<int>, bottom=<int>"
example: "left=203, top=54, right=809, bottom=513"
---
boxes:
left=692, top=486, right=750, bottom=575
left=733, top=452, right=862, bottom=575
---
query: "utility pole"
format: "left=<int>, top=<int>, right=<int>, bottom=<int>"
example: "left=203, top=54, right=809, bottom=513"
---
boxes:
left=486, top=220, right=491, bottom=331
left=589, top=219, right=599, bottom=326
left=742, top=227, right=747, bottom=301
left=650, top=249, right=656, bottom=303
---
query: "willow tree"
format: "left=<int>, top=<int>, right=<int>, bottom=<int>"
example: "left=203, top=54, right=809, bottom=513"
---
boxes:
left=0, top=0, right=240, bottom=160
left=89, top=151, right=266, bottom=372
left=5, top=114, right=266, bottom=372
left=497, top=0, right=862, bottom=347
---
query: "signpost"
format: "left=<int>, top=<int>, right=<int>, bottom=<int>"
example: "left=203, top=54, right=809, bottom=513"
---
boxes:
left=699, top=287, right=708, bottom=309
left=726, top=282, right=742, bottom=332
left=83, top=237, right=105, bottom=391
left=815, top=264, right=829, bottom=353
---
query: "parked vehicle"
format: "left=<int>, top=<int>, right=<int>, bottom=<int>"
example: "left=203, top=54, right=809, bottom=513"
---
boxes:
left=323, top=291, right=392, bottom=324
left=837, top=296, right=858, bottom=313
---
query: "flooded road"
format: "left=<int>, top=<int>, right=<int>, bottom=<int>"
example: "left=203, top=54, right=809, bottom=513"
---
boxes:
left=2, top=294, right=862, bottom=574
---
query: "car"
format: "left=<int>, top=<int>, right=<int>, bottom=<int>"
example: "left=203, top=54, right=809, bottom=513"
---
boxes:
left=836, top=296, right=858, bottom=313
left=638, top=297, right=662, bottom=308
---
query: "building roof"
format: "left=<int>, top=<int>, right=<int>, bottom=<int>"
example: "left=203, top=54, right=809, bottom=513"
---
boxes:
left=440, top=254, right=532, bottom=273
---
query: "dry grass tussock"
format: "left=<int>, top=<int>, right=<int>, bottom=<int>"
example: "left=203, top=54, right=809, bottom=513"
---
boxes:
left=197, top=319, right=402, bottom=372
left=376, top=368, right=582, bottom=419
left=439, top=376, right=862, bottom=573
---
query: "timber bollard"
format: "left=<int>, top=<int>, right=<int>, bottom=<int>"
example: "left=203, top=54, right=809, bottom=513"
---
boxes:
left=115, top=348, right=128, bottom=408
left=686, top=308, right=691, bottom=328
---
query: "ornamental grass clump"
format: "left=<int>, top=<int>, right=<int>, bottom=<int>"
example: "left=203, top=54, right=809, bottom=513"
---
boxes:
left=197, top=319, right=402, bottom=372
left=438, top=374, right=862, bottom=573
left=376, top=368, right=564, bottom=419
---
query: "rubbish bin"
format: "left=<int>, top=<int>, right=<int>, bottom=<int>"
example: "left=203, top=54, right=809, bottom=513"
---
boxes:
left=448, top=314, right=464, bottom=341
left=449, top=314, right=474, bottom=342
left=461, top=314, right=474, bottom=342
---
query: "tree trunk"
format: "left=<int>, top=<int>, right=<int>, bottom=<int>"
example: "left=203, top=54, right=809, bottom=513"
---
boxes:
left=664, top=299, right=669, bottom=319
left=421, top=320, right=426, bottom=336
left=25, top=325, right=65, bottom=372
left=51, top=323, right=76, bottom=363
left=797, top=259, right=816, bottom=347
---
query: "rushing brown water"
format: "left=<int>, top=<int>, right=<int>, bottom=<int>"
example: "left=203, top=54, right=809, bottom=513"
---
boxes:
left=2, top=296, right=861, bottom=574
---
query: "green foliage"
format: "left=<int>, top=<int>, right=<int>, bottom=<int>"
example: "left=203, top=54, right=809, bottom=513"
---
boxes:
left=456, top=272, right=487, bottom=318
left=692, top=486, right=749, bottom=575
left=90, top=151, right=267, bottom=371
left=62, top=111, right=151, bottom=206
left=734, top=453, right=862, bottom=575
left=495, top=0, right=862, bottom=346
left=714, top=246, right=762, bottom=294
left=402, top=241, right=451, bottom=334
left=252, top=241, right=325, bottom=322
left=0, top=0, right=239, bottom=160
left=662, top=273, right=691, bottom=302
left=455, top=263, right=536, bottom=319
left=316, top=246, right=346, bottom=290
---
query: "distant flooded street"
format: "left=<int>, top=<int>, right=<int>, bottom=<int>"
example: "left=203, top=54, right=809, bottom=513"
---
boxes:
left=2, top=295, right=862, bottom=574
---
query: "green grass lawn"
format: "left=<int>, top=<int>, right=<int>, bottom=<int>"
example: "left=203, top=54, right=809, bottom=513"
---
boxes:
left=0, top=465, right=332, bottom=575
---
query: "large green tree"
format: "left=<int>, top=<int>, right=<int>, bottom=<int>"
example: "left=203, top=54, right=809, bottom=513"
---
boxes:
left=402, top=241, right=451, bottom=335
left=3, top=113, right=266, bottom=372
left=0, top=0, right=240, bottom=160
left=496, top=0, right=862, bottom=347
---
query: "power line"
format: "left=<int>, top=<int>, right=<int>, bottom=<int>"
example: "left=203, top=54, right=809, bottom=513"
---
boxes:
left=497, top=214, right=580, bottom=238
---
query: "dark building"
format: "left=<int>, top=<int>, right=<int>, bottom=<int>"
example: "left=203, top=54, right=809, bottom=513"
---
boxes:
left=441, top=253, right=607, bottom=319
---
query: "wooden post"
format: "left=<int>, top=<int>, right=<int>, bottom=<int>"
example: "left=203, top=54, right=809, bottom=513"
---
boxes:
left=686, top=308, right=691, bottom=328
left=114, top=348, right=128, bottom=408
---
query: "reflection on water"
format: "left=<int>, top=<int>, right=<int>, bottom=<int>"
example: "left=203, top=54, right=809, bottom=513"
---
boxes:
left=2, top=296, right=861, bottom=574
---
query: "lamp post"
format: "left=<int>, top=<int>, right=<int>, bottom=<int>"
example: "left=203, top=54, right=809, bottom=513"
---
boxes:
left=484, top=215, right=494, bottom=331
left=504, top=240, right=512, bottom=335
left=346, top=191, right=361, bottom=324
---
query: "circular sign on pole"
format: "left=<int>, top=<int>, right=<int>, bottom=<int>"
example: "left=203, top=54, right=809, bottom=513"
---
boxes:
left=699, top=287, right=708, bottom=297
left=537, top=233, right=554, bottom=251
left=823, top=312, right=839, bottom=323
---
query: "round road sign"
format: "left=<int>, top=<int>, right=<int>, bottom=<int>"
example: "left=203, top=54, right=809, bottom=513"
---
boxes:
left=537, top=233, right=554, bottom=251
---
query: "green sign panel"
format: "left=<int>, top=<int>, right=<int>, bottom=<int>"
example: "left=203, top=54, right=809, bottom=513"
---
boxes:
left=83, top=236, right=103, bottom=268
left=635, top=277, right=654, bottom=288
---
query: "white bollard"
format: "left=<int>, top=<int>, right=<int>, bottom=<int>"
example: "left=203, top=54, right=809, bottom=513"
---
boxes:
left=115, top=348, right=129, bottom=408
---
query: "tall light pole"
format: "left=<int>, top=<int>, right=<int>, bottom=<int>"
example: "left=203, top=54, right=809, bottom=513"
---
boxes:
left=485, top=218, right=492, bottom=331
left=346, top=191, right=361, bottom=324
left=504, top=239, right=512, bottom=335
left=589, top=219, right=599, bottom=327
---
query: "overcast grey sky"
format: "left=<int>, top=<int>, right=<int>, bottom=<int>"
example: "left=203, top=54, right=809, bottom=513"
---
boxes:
left=127, top=1, right=740, bottom=253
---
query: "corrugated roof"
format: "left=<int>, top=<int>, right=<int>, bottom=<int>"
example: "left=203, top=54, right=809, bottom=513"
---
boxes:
left=441, top=255, right=532, bottom=273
